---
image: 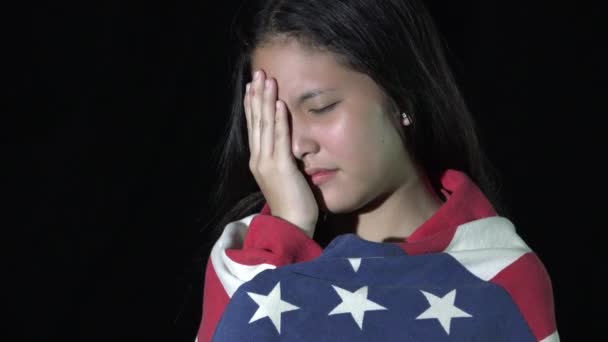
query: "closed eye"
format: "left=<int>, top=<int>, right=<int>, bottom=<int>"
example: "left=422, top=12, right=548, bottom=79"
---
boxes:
left=310, top=102, right=338, bottom=114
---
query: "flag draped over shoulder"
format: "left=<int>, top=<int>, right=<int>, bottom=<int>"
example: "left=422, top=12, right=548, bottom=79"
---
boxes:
left=196, top=170, right=559, bottom=342
left=212, top=230, right=548, bottom=341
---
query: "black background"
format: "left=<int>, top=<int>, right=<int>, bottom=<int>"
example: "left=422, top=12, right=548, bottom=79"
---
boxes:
left=7, top=1, right=603, bottom=341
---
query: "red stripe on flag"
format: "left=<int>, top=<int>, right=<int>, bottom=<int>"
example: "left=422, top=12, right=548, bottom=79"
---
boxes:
left=491, top=253, right=557, bottom=341
left=198, top=260, right=230, bottom=342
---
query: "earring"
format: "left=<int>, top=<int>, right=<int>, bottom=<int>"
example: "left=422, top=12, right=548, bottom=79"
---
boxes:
left=401, top=112, right=412, bottom=126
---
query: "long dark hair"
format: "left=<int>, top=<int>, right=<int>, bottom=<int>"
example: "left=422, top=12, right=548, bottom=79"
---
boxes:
left=200, top=0, right=504, bottom=252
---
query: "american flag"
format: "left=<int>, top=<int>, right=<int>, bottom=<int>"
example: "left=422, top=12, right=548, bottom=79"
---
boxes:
left=212, top=233, right=545, bottom=341
left=198, top=170, right=559, bottom=342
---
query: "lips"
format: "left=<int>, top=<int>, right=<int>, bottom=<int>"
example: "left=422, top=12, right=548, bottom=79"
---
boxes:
left=304, top=168, right=337, bottom=185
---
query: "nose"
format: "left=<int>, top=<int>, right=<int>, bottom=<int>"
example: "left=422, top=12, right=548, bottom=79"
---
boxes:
left=290, top=115, right=320, bottom=162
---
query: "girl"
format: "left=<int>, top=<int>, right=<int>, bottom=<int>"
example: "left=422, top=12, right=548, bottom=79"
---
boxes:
left=196, top=0, right=559, bottom=341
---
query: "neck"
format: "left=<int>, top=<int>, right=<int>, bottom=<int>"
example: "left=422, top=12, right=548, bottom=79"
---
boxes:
left=325, top=171, right=444, bottom=243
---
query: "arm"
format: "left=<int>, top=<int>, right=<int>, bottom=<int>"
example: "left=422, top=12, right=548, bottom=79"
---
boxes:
left=195, top=207, right=322, bottom=342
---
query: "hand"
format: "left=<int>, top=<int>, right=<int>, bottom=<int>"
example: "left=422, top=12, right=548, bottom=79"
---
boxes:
left=244, top=69, right=319, bottom=237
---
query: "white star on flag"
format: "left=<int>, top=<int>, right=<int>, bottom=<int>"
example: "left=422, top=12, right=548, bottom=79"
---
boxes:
left=247, top=282, right=300, bottom=334
left=328, top=285, right=387, bottom=329
left=347, top=258, right=362, bottom=272
left=416, top=289, right=472, bottom=334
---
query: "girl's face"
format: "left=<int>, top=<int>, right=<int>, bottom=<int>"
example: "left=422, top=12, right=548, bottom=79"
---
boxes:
left=251, top=39, right=418, bottom=214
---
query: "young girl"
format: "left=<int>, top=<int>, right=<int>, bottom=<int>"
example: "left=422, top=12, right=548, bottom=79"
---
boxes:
left=195, top=0, right=559, bottom=341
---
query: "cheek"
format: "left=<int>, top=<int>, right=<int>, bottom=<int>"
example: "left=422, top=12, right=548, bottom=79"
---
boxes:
left=322, top=113, right=383, bottom=167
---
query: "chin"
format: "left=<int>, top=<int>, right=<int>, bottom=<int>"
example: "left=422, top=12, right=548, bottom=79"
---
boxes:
left=315, top=186, right=362, bottom=215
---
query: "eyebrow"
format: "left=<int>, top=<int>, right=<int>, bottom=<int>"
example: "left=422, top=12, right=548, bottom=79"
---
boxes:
left=296, top=88, right=336, bottom=106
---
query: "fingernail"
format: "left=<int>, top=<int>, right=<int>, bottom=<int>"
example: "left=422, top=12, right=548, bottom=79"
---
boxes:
left=246, top=83, right=250, bottom=92
left=254, top=71, right=260, bottom=80
left=265, top=80, right=271, bottom=89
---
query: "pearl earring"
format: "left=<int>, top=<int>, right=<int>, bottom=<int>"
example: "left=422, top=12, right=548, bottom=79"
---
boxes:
left=401, top=112, right=412, bottom=126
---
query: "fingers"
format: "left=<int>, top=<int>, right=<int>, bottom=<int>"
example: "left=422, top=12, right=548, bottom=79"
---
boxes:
left=245, top=70, right=282, bottom=162
left=274, top=100, right=291, bottom=160
left=250, top=71, right=264, bottom=158
left=260, top=78, right=276, bottom=158
left=244, top=82, right=252, bottom=150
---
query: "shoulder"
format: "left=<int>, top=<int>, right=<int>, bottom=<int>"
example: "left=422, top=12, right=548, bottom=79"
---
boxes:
left=445, top=216, right=558, bottom=341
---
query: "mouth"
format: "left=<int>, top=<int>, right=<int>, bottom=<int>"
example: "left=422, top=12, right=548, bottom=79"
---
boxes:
left=307, top=170, right=337, bottom=185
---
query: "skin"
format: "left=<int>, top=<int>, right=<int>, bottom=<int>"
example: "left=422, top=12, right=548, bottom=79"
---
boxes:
left=249, top=38, right=444, bottom=242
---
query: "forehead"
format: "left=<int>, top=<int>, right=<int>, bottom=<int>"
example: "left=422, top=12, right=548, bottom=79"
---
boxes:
left=250, top=40, right=351, bottom=99
left=251, top=39, right=344, bottom=77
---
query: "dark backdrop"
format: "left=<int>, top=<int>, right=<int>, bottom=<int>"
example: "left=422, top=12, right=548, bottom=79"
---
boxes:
left=7, top=1, right=603, bottom=341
